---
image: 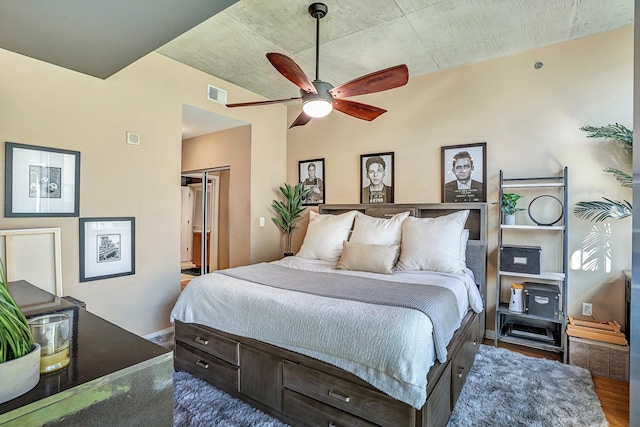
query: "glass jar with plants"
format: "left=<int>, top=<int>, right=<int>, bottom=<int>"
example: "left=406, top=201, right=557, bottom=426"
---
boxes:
left=271, top=182, right=310, bottom=257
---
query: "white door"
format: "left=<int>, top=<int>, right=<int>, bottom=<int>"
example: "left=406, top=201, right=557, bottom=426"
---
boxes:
left=190, top=175, right=219, bottom=272
left=180, top=186, right=193, bottom=262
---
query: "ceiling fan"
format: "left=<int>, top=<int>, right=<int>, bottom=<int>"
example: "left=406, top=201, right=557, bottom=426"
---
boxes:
left=226, top=2, right=409, bottom=128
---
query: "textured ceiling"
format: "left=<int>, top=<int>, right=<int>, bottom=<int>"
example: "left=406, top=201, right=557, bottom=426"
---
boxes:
left=157, top=0, right=633, bottom=102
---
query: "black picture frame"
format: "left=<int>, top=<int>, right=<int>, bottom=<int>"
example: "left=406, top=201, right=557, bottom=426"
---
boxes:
left=298, top=158, right=325, bottom=205
left=79, top=217, right=135, bottom=282
left=5, top=142, right=81, bottom=217
left=360, top=152, right=394, bottom=204
left=441, top=142, right=487, bottom=203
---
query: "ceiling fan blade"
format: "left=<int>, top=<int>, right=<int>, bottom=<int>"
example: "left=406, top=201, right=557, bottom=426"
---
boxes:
left=289, top=111, right=313, bottom=128
left=333, top=99, right=387, bottom=121
left=329, top=64, right=409, bottom=99
left=226, top=97, right=301, bottom=108
left=267, top=53, right=317, bottom=94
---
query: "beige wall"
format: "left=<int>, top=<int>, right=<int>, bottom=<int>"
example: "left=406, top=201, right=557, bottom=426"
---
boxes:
left=286, top=27, right=633, bottom=331
left=0, top=50, right=287, bottom=335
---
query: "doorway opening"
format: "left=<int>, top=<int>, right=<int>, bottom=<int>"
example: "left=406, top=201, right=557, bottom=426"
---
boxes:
left=180, top=168, right=229, bottom=287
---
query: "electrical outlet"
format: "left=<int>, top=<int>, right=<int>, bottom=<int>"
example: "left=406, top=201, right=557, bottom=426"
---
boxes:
left=582, top=302, right=593, bottom=317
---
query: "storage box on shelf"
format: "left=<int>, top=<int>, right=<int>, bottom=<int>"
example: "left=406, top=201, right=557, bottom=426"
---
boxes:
left=524, top=282, right=561, bottom=319
left=494, top=168, right=568, bottom=360
left=500, top=245, right=541, bottom=275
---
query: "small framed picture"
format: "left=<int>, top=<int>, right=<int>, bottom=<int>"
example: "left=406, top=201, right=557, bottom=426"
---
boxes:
left=360, top=152, right=394, bottom=204
left=441, top=142, right=487, bottom=203
left=5, top=142, right=80, bottom=217
left=79, top=217, right=135, bottom=282
left=299, top=158, right=325, bottom=205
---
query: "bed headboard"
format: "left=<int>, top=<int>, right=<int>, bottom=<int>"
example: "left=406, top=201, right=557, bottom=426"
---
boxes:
left=318, top=203, right=488, bottom=303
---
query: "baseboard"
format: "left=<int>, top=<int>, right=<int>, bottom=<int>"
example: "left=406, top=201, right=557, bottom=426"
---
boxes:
left=143, top=326, right=174, bottom=340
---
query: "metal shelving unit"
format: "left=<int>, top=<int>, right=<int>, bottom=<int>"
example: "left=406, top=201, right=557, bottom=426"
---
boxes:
left=494, top=167, right=569, bottom=361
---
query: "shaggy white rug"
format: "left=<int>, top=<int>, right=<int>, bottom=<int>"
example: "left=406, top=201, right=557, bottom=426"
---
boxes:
left=447, top=345, right=608, bottom=427
left=173, top=345, right=608, bottom=427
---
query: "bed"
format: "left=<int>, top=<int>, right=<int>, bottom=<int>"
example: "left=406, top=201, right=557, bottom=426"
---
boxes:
left=171, top=203, right=487, bottom=427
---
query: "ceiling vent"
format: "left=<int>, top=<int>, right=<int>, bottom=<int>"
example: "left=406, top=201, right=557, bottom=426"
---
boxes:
left=207, top=84, right=227, bottom=104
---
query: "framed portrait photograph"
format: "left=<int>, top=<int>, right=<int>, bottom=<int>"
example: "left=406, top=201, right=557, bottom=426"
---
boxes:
left=5, top=142, right=81, bottom=217
left=441, top=142, right=487, bottom=203
left=360, top=152, right=394, bottom=204
left=299, top=158, right=325, bottom=205
left=79, top=217, right=135, bottom=282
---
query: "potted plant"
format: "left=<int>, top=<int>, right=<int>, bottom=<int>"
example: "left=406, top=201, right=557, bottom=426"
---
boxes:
left=271, top=182, right=310, bottom=256
left=0, top=259, right=41, bottom=403
left=499, top=193, right=525, bottom=225
left=573, top=123, right=632, bottom=222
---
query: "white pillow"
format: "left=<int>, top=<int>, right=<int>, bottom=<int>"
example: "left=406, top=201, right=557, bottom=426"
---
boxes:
left=460, top=229, right=470, bottom=267
left=349, top=211, right=410, bottom=245
left=396, top=210, right=470, bottom=273
left=297, top=210, right=357, bottom=261
left=336, top=241, right=400, bottom=275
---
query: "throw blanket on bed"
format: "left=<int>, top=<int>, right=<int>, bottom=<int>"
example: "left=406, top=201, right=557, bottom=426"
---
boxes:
left=218, top=263, right=459, bottom=363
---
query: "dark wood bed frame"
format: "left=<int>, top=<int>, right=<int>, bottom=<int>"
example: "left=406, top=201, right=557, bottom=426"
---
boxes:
left=174, top=203, right=487, bottom=427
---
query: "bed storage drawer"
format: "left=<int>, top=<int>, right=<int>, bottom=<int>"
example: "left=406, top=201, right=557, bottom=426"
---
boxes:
left=284, top=389, right=378, bottom=427
left=175, top=341, right=239, bottom=391
left=175, top=321, right=239, bottom=365
left=283, top=361, right=414, bottom=427
left=450, top=313, right=480, bottom=407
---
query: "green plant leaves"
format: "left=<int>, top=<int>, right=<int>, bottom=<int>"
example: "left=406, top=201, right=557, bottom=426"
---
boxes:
left=574, top=123, right=633, bottom=222
left=499, top=193, right=526, bottom=215
left=271, top=182, right=311, bottom=253
left=580, top=123, right=632, bottom=148
left=0, top=259, right=34, bottom=363
left=573, top=198, right=632, bottom=222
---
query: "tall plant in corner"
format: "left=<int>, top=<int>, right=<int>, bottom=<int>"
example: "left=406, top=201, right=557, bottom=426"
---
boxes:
left=0, top=259, right=34, bottom=363
left=271, top=182, right=310, bottom=256
left=573, top=123, right=632, bottom=222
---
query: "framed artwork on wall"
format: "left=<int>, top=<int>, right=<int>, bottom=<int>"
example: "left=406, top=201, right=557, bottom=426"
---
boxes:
left=441, top=142, right=487, bottom=203
left=360, top=152, right=394, bottom=204
left=298, top=158, right=325, bottom=205
left=79, top=217, right=135, bottom=282
left=5, top=142, right=80, bottom=217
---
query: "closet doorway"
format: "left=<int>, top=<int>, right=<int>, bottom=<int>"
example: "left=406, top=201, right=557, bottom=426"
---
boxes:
left=181, top=168, right=229, bottom=286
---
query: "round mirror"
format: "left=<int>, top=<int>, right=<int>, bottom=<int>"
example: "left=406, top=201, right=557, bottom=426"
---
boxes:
left=527, top=195, right=563, bottom=226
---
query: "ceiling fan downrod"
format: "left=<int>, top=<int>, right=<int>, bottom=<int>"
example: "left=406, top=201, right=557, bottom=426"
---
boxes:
left=308, top=3, right=327, bottom=81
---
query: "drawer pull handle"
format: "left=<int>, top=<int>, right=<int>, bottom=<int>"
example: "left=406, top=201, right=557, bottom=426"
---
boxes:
left=195, top=336, right=209, bottom=346
left=328, top=389, right=350, bottom=403
left=473, top=338, right=478, bottom=346
left=328, top=422, right=342, bottom=427
left=195, top=360, right=209, bottom=369
left=457, top=367, right=464, bottom=378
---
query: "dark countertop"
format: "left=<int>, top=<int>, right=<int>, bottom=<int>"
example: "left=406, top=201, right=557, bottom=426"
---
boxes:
left=0, top=280, right=172, bottom=415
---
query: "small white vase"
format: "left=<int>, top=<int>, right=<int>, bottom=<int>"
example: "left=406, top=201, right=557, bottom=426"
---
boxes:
left=0, top=343, right=41, bottom=404
left=504, top=214, right=516, bottom=225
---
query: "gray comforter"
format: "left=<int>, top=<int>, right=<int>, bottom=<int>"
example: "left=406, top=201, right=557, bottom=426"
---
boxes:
left=219, top=263, right=459, bottom=363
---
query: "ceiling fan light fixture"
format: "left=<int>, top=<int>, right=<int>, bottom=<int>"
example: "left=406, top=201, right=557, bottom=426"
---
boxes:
left=303, top=99, right=333, bottom=118
left=226, top=2, right=408, bottom=128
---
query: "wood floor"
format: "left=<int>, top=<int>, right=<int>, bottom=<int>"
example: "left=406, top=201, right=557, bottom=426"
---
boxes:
left=489, top=340, right=630, bottom=426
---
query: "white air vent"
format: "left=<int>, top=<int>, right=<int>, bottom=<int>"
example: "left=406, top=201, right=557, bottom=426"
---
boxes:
left=207, top=84, right=227, bottom=104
